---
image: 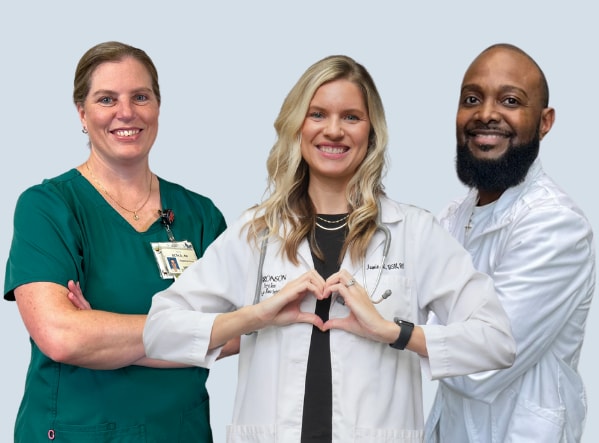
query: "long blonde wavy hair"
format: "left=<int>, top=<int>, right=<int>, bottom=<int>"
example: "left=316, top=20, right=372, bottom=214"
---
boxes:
left=247, top=55, right=389, bottom=265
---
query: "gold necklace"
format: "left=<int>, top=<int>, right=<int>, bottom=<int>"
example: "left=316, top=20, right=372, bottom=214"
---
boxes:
left=315, top=221, right=348, bottom=231
left=315, top=214, right=349, bottom=231
left=316, top=214, right=349, bottom=224
left=85, top=162, right=153, bottom=221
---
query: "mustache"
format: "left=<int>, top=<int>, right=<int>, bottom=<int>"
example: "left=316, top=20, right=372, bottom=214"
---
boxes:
left=465, top=123, right=511, bottom=136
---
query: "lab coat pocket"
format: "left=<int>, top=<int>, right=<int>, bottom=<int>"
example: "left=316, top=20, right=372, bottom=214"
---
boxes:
left=226, top=424, right=276, bottom=442
left=355, top=427, right=424, bottom=442
left=505, top=398, right=565, bottom=443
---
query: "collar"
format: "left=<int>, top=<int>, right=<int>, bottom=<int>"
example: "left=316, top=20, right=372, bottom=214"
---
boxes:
left=457, top=158, right=545, bottom=235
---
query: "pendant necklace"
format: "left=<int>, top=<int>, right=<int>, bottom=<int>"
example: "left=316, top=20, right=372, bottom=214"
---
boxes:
left=315, top=214, right=349, bottom=231
left=85, top=162, right=153, bottom=221
left=465, top=215, right=473, bottom=232
left=464, top=198, right=481, bottom=239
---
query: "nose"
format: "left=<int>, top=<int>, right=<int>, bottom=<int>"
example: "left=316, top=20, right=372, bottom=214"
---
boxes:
left=475, top=100, right=501, bottom=123
left=323, top=117, right=344, bottom=139
left=115, top=99, right=135, bottom=120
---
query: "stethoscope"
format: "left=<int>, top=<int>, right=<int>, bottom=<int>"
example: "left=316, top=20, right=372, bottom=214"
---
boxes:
left=251, top=206, right=392, bottom=306
left=360, top=220, right=392, bottom=304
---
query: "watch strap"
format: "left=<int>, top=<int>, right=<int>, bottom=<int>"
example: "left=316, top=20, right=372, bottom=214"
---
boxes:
left=390, top=317, right=414, bottom=350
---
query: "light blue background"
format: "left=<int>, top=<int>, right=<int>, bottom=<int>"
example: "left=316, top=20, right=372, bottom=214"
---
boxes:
left=1, top=2, right=596, bottom=441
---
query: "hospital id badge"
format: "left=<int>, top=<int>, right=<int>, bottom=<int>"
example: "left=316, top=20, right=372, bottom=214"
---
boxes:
left=151, top=240, right=198, bottom=279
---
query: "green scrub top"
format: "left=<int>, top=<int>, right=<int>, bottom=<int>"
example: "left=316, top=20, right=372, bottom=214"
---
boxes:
left=4, top=169, right=227, bottom=442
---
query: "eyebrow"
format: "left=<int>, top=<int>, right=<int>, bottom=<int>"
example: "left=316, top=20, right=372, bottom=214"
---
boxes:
left=461, top=83, right=529, bottom=99
left=90, top=87, right=154, bottom=97
left=307, top=105, right=368, bottom=115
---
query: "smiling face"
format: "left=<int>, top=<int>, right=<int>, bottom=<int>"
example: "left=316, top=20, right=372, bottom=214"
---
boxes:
left=77, top=57, right=160, bottom=165
left=456, top=46, right=554, bottom=198
left=300, top=79, right=371, bottom=190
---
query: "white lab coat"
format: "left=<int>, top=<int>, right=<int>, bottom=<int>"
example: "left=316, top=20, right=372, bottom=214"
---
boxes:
left=425, top=159, right=596, bottom=443
left=144, top=196, right=515, bottom=443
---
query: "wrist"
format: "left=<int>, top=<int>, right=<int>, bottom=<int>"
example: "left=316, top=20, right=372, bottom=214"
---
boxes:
left=389, top=317, right=414, bottom=350
left=243, top=303, right=267, bottom=334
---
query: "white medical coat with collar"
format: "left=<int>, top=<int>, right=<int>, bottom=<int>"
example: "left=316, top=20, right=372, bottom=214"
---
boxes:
left=144, top=196, right=515, bottom=443
left=425, top=159, right=596, bottom=443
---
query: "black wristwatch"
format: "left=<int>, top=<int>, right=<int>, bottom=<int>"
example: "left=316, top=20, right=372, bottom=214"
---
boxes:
left=390, top=317, right=414, bottom=350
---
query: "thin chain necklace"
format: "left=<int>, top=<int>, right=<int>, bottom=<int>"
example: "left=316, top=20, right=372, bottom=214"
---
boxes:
left=316, top=214, right=348, bottom=224
left=85, top=162, right=153, bottom=221
left=315, top=214, right=349, bottom=231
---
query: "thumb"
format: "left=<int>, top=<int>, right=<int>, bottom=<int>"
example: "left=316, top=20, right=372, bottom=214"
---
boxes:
left=321, top=317, right=347, bottom=332
left=297, top=312, right=325, bottom=330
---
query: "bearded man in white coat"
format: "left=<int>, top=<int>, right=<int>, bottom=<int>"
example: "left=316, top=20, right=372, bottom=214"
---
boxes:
left=425, top=43, right=596, bottom=443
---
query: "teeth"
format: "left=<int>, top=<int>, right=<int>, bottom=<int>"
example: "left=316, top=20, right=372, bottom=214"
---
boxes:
left=319, top=146, right=346, bottom=154
left=114, top=129, right=140, bottom=136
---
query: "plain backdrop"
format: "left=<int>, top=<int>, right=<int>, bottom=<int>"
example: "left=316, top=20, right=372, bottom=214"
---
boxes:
left=1, top=2, right=596, bottom=441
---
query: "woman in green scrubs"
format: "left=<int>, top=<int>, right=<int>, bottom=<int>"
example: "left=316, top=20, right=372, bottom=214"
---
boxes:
left=4, top=41, right=227, bottom=442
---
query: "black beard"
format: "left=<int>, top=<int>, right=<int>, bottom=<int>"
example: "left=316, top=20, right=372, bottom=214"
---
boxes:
left=456, top=133, right=539, bottom=193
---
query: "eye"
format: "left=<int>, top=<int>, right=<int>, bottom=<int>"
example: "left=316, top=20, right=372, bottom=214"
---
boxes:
left=462, top=95, right=480, bottom=106
left=134, top=94, right=149, bottom=103
left=502, top=96, right=520, bottom=107
left=98, top=96, right=114, bottom=106
left=344, top=114, right=360, bottom=122
left=308, top=111, right=324, bottom=120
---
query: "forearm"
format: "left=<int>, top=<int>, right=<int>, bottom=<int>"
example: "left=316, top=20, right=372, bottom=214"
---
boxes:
left=133, top=356, right=191, bottom=368
left=209, top=305, right=263, bottom=350
left=65, top=312, right=195, bottom=369
left=48, top=310, right=148, bottom=369
left=16, top=282, right=154, bottom=370
left=405, top=326, right=427, bottom=356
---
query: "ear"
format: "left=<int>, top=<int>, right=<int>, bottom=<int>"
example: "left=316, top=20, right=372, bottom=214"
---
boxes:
left=539, top=107, right=555, bottom=140
left=76, top=103, right=87, bottom=129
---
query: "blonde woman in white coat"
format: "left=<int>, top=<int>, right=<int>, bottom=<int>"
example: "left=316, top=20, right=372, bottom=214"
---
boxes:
left=143, top=55, right=516, bottom=443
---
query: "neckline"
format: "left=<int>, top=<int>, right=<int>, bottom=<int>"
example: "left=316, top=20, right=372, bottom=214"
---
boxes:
left=76, top=168, right=165, bottom=233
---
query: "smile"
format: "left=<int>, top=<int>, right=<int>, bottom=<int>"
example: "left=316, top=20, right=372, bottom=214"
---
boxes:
left=473, top=134, right=505, bottom=143
left=113, top=129, right=141, bottom=137
left=318, top=145, right=348, bottom=154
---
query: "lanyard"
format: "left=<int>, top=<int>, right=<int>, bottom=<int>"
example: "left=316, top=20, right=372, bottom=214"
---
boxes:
left=160, top=209, right=176, bottom=241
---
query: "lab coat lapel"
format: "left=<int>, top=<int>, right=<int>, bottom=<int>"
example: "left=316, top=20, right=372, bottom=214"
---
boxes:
left=297, top=237, right=315, bottom=269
